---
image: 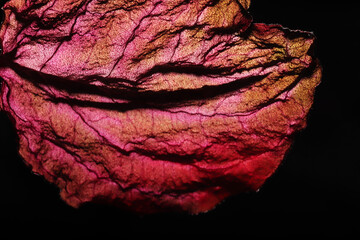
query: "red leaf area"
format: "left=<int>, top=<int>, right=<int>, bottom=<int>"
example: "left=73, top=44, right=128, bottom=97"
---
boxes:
left=0, top=0, right=321, bottom=214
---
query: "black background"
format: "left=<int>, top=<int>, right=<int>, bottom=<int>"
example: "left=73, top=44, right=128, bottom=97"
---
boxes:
left=1, top=0, right=359, bottom=237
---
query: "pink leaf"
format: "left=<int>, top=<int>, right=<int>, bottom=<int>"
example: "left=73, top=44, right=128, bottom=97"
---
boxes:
left=0, top=0, right=321, bottom=214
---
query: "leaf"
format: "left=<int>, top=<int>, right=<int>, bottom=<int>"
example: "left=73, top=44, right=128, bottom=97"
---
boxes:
left=0, top=0, right=321, bottom=214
